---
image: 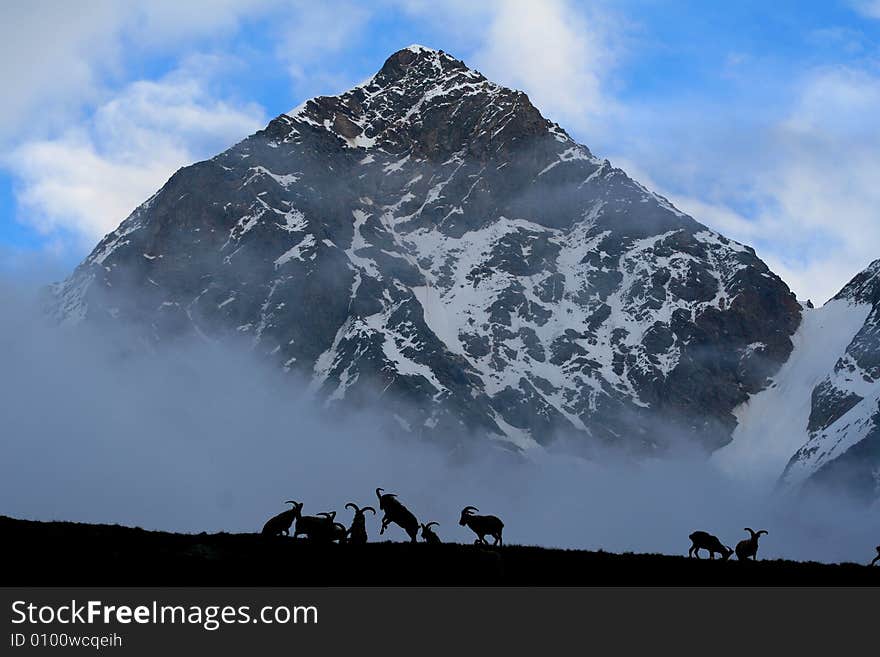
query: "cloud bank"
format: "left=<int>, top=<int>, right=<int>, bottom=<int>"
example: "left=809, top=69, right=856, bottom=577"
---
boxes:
left=8, top=61, right=265, bottom=244
left=1, top=277, right=877, bottom=564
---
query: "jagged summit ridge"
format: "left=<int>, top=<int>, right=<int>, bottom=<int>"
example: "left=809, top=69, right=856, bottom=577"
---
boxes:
left=834, top=258, right=880, bottom=305
left=285, top=45, right=571, bottom=162
left=51, top=45, right=801, bottom=455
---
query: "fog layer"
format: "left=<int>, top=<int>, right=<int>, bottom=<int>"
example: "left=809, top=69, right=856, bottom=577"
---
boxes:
left=1, top=279, right=877, bottom=564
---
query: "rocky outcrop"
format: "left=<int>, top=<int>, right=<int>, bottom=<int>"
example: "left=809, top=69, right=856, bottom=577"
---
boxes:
left=781, top=260, right=880, bottom=499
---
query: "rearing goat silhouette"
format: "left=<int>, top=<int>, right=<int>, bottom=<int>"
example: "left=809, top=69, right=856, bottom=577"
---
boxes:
left=376, top=488, right=419, bottom=543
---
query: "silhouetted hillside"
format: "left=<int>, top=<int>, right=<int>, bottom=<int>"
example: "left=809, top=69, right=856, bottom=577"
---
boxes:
left=2, top=515, right=877, bottom=586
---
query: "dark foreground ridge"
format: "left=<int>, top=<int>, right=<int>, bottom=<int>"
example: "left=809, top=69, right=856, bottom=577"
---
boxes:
left=3, top=516, right=878, bottom=586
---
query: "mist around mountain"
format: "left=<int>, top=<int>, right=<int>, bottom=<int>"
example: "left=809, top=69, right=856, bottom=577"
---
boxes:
left=2, top=277, right=878, bottom=564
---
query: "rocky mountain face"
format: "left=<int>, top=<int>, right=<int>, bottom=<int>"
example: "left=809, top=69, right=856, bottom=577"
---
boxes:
left=51, top=45, right=802, bottom=454
left=779, top=261, right=880, bottom=499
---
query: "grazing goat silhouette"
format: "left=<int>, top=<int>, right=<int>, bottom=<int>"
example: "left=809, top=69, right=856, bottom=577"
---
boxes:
left=688, top=531, right=733, bottom=560
left=376, top=488, right=419, bottom=542
left=735, top=528, right=768, bottom=561
left=871, top=546, right=880, bottom=567
left=420, top=521, right=442, bottom=544
left=459, top=506, right=504, bottom=546
left=345, top=502, right=376, bottom=545
left=292, top=507, right=337, bottom=541
left=261, top=500, right=300, bottom=537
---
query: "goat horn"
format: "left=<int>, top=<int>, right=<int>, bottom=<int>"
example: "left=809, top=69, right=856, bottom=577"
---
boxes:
left=758, top=530, right=768, bottom=536
left=376, top=488, right=384, bottom=501
left=462, top=506, right=479, bottom=514
left=345, top=503, right=359, bottom=514
left=362, top=506, right=376, bottom=515
left=284, top=500, right=298, bottom=506
left=744, top=527, right=756, bottom=536
left=426, top=521, right=439, bottom=529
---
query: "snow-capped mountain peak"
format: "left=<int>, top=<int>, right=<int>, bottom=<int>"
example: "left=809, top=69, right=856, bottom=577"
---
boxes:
left=50, top=46, right=802, bottom=457
left=286, top=45, right=574, bottom=164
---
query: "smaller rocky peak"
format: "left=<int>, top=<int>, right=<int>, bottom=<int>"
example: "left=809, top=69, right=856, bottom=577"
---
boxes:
left=833, top=259, right=880, bottom=306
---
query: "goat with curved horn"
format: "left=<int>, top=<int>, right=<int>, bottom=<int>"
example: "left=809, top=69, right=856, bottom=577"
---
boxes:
left=291, top=504, right=338, bottom=542
left=735, top=527, right=769, bottom=561
left=345, top=502, right=377, bottom=545
left=376, top=487, right=419, bottom=542
left=261, top=500, right=302, bottom=537
left=459, top=506, right=504, bottom=546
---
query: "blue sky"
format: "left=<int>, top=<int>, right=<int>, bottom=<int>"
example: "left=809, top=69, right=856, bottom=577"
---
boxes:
left=1, top=0, right=879, bottom=302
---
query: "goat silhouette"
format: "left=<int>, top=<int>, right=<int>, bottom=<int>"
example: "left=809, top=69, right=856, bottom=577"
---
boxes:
left=735, top=528, right=768, bottom=561
left=420, top=521, right=442, bottom=544
left=376, top=488, right=419, bottom=542
left=459, top=506, right=504, bottom=546
left=688, top=531, right=733, bottom=560
left=345, top=502, right=376, bottom=545
left=261, top=501, right=300, bottom=537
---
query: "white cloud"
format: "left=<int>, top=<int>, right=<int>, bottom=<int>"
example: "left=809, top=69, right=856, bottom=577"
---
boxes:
left=0, top=1, right=121, bottom=142
left=0, top=1, right=374, bottom=248
left=0, top=0, right=272, bottom=144
left=851, top=1, right=880, bottom=19
left=755, top=69, right=880, bottom=301
left=8, top=64, right=265, bottom=243
left=472, top=0, right=616, bottom=130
